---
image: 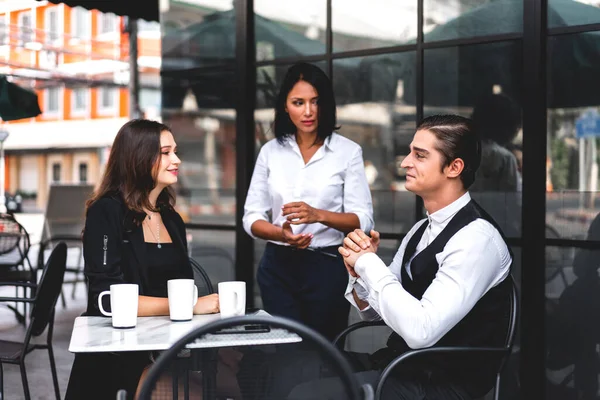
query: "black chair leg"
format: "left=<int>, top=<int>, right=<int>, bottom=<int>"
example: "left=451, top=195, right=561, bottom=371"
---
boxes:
left=183, top=368, right=189, bottom=399
left=48, top=345, right=61, bottom=399
left=172, top=366, right=179, bottom=399
left=18, top=286, right=26, bottom=322
left=71, top=271, right=79, bottom=299
left=0, top=361, right=4, bottom=400
left=12, top=287, right=25, bottom=325
left=19, top=359, right=31, bottom=400
left=201, top=350, right=218, bottom=400
left=6, top=305, right=25, bottom=325
left=493, top=372, right=503, bottom=400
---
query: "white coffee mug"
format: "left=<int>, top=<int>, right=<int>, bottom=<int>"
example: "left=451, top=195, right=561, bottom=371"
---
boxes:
left=167, top=279, right=198, bottom=321
left=98, top=284, right=139, bottom=328
left=218, top=281, right=246, bottom=319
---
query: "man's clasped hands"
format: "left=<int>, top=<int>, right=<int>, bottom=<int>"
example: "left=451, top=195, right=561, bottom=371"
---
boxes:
left=338, top=229, right=381, bottom=278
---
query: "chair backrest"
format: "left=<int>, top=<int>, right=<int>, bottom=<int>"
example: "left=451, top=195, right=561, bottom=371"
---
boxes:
left=137, top=315, right=367, bottom=400
left=504, top=274, right=519, bottom=350
left=189, top=256, right=214, bottom=296
left=0, top=213, right=29, bottom=258
left=189, top=243, right=235, bottom=283
left=41, top=184, right=93, bottom=243
left=374, top=274, right=520, bottom=400
left=489, top=274, right=519, bottom=400
left=29, top=241, right=67, bottom=337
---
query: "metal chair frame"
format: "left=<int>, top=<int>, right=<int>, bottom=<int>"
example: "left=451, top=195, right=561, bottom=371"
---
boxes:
left=138, top=315, right=374, bottom=400
left=0, top=242, right=67, bottom=400
left=189, top=256, right=214, bottom=295
left=0, top=213, right=34, bottom=323
left=334, top=275, right=519, bottom=400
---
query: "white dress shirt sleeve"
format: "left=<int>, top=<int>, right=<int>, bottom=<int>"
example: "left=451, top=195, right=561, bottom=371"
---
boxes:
left=243, top=147, right=271, bottom=239
left=354, top=219, right=511, bottom=349
left=343, top=147, right=374, bottom=233
left=343, top=276, right=381, bottom=321
left=343, top=223, right=419, bottom=321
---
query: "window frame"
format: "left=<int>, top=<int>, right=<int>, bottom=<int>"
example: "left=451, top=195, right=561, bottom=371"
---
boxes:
left=44, top=6, right=62, bottom=45
left=70, top=6, right=91, bottom=42
left=96, top=87, right=119, bottom=115
left=43, top=86, right=63, bottom=118
left=17, top=10, right=33, bottom=47
left=70, top=87, right=89, bottom=116
left=96, top=12, right=119, bottom=40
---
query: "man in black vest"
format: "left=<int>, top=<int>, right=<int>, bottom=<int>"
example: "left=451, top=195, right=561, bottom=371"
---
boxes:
left=286, top=115, right=513, bottom=399
left=340, top=114, right=513, bottom=399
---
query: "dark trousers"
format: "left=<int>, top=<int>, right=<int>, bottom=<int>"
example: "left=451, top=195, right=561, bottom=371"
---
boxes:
left=257, top=242, right=350, bottom=341
left=65, top=352, right=150, bottom=400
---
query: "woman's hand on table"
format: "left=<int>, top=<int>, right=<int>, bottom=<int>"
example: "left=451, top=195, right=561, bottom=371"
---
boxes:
left=194, top=293, right=220, bottom=314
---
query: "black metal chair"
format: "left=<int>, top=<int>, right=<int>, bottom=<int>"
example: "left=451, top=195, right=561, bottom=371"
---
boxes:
left=138, top=315, right=374, bottom=400
left=189, top=256, right=214, bottom=296
left=334, top=274, right=519, bottom=400
left=189, top=242, right=236, bottom=288
left=0, top=213, right=33, bottom=323
left=0, top=241, right=67, bottom=400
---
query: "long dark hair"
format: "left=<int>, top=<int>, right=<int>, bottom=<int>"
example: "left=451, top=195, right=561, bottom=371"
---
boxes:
left=86, top=119, right=175, bottom=214
left=273, top=62, right=339, bottom=144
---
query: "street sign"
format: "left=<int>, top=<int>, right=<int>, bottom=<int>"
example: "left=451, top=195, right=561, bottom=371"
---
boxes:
left=576, top=109, right=600, bottom=138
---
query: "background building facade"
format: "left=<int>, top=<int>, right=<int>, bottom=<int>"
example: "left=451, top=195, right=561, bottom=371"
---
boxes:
left=0, top=0, right=161, bottom=210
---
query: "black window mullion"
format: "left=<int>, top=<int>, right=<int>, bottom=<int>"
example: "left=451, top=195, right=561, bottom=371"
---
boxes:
left=326, top=0, right=333, bottom=77
left=415, top=0, right=425, bottom=226
left=521, top=0, right=548, bottom=398
left=235, top=0, right=256, bottom=307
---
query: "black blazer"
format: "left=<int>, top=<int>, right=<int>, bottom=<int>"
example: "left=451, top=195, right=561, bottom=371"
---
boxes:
left=83, top=194, right=192, bottom=316
left=66, top=194, right=192, bottom=400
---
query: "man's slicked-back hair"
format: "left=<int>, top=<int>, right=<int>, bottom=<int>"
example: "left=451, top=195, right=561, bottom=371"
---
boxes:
left=417, top=114, right=481, bottom=189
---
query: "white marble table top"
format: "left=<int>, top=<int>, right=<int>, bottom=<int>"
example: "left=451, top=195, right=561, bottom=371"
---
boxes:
left=68, top=310, right=302, bottom=353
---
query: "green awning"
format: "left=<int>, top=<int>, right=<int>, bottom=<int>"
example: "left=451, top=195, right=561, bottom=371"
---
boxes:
left=0, top=76, right=42, bottom=121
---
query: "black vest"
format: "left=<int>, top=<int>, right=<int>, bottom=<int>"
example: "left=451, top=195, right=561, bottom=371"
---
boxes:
left=385, top=200, right=512, bottom=397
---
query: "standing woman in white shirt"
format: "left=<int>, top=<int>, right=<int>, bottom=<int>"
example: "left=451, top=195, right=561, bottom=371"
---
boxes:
left=243, top=62, right=374, bottom=340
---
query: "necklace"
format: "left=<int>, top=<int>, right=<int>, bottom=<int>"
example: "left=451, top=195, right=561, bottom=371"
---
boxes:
left=147, top=211, right=161, bottom=249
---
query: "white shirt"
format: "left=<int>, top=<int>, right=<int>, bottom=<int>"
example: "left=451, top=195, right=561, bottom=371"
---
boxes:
left=345, top=192, right=511, bottom=349
left=243, top=133, right=374, bottom=248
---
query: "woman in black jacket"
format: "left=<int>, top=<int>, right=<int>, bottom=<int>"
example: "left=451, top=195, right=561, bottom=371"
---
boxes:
left=65, top=119, right=220, bottom=399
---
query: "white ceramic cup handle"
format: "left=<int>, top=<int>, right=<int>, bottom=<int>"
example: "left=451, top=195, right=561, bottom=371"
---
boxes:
left=192, top=285, right=198, bottom=306
left=235, top=290, right=244, bottom=315
left=98, top=291, right=111, bottom=317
